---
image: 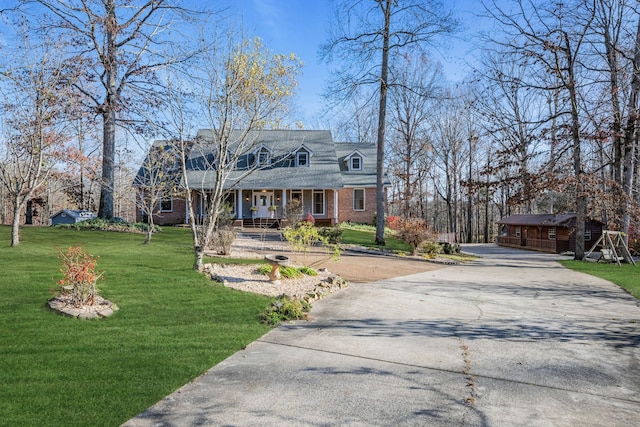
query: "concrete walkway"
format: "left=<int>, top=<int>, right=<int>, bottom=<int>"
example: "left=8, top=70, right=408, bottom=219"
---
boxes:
left=124, top=245, right=640, bottom=426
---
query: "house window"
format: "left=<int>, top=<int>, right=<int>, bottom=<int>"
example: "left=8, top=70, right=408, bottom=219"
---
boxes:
left=160, top=197, right=172, bottom=212
left=313, top=190, right=325, bottom=215
left=353, top=188, right=365, bottom=211
left=515, top=226, right=521, bottom=238
left=350, top=156, right=362, bottom=171
left=296, top=151, right=309, bottom=167
left=222, top=192, right=236, bottom=215
left=548, top=227, right=556, bottom=240
left=291, top=190, right=302, bottom=202
left=257, top=149, right=270, bottom=166
left=585, top=229, right=592, bottom=241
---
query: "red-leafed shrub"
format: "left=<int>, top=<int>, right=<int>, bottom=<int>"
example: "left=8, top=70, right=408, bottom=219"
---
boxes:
left=386, top=215, right=400, bottom=230
left=304, top=212, right=315, bottom=225
left=57, top=246, right=104, bottom=307
left=395, top=217, right=433, bottom=256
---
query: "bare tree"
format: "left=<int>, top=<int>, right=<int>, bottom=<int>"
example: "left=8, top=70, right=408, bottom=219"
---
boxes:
left=483, top=0, right=596, bottom=259
left=472, top=53, right=549, bottom=214
left=26, top=0, right=203, bottom=220
left=134, top=141, right=180, bottom=244
left=590, top=0, right=640, bottom=242
left=321, top=0, right=457, bottom=245
left=0, top=31, right=77, bottom=246
left=330, top=87, right=379, bottom=143
left=388, top=56, right=443, bottom=218
left=428, top=95, right=470, bottom=239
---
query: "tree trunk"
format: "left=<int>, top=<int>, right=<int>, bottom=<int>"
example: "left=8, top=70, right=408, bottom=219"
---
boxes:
left=144, top=215, right=154, bottom=245
left=620, top=15, right=640, bottom=245
left=194, top=247, right=204, bottom=271
left=374, top=0, right=391, bottom=246
left=98, top=0, right=117, bottom=220
left=11, top=199, right=21, bottom=247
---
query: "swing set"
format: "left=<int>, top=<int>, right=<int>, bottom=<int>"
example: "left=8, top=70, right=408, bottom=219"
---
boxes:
left=583, top=230, right=636, bottom=266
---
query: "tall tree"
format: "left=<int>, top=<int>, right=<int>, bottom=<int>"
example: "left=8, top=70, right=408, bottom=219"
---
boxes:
left=472, top=54, right=548, bottom=213
left=591, top=0, right=640, bottom=242
left=27, top=0, right=200, bottom=220
left=321, top=0, right=457, bottom=245
left=388, top=56, right=443, bottom=218
left=428, top=96, right=469, bottom=239
left=484, top=0, right=596, bottom=259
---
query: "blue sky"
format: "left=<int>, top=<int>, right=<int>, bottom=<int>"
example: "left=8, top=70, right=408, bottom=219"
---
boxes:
left=225, top=0, right=491, bottom=124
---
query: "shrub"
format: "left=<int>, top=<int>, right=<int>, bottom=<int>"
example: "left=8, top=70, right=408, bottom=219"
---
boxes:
left=257, top=264, right=272, bottom=275
left=279, top=265, right=303, bottom=279
left=54, top=218, right=159, bottom=234
left=211, top=226, right=237, bottom=255
left=386, top=215, right=401, bottom=230
left=257, top=264, right=316, bottom=279
left=262, top=296, right=311, bottom=325
left=303, top=212, right=315, bottom=225
left=420, top=241, right=442, bottom=258
left=318, top=225, right=343, bottom=244
left=442, top=242, right=461, bottom=255
left=298, top=266, right=317, bottom=276
left=284, top=199, right=304, bottom=226
left=395, top=217, right=433, bottom=255
left=283, top=222, right=341, bottom=266
left=57, top=246, right=104, bottom=307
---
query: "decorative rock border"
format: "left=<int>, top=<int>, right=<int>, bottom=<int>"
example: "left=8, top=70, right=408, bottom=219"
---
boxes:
left=47, top=295, right=119, bottom=319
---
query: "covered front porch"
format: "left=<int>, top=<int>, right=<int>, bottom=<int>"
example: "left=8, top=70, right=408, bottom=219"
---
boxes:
left=193, top=188, right=338, bottom=226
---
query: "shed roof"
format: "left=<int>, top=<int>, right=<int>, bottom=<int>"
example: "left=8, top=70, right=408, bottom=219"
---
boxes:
left=496, top=213, right=577, bottom=226
left=50, top=209, right=96, bottom=220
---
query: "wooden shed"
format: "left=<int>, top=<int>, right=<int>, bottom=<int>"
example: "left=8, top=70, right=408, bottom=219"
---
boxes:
left=496, top=213, right=603, bottom=253
left=50, top=209, right=96, bottom=225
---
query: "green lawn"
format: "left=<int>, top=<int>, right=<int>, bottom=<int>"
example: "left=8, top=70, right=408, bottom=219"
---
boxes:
left=0, top=225, right=273, bottom=427
left=341, top=227, right=412, bottom=252
left=559, top=259, right=640, bottom=299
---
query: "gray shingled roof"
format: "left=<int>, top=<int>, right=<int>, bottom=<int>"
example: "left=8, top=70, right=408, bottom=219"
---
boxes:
left=334, top=142, right=389, bottom=187
left=184, top=130, right=381, bottom=190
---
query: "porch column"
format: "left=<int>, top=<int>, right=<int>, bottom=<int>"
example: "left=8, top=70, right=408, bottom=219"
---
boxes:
left=282, top=189, right=287, bottom=215
left=236, top=189, right=242, bottom=219
left=333, top=190, right=338, bottom=224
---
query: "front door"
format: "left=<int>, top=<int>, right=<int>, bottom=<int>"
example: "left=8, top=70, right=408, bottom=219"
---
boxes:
left=253, top=191, right=274, bottom=218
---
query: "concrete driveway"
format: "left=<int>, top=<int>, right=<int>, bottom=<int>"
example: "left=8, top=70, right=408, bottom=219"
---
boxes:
left=124, top=244, right=640, bottom=426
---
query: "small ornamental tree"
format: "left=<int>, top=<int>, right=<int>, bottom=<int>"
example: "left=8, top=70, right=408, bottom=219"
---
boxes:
left=57, top=246, right=104, bottom=307
left=282, top=221, right=340, bottom=267
left=395, top=217, right=433, bottom=256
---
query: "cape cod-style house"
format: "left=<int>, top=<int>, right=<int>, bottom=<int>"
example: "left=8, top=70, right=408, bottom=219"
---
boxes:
left=135, top=129, right=388, bottom=227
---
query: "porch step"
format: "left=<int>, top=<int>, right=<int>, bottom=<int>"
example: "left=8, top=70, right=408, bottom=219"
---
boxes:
left=242, top=219, right=280, bottom=229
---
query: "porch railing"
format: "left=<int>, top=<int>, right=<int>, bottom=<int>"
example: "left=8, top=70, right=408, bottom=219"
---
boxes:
left=497, top=236, right=557, bottom=252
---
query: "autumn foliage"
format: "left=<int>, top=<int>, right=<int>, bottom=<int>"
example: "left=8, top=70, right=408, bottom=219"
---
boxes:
left=57, top=246, right=104, bottom=307
left=394, top=218, right=433, bottom=255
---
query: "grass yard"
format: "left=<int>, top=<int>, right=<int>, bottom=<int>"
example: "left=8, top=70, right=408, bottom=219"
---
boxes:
left=0, top=225, right=273, bottom=427
left=559, top=260, right=640, bottom=299
left=341, top=226, right=412, bottom=252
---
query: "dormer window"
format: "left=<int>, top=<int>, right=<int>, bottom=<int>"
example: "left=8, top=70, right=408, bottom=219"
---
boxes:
left=344, top=149, right=366, bottom=171
left=296, top=151, right=309, bottom=167
left=350, top=155, right=362, bottom=171
left=257, top=148, right=270, bottom=166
